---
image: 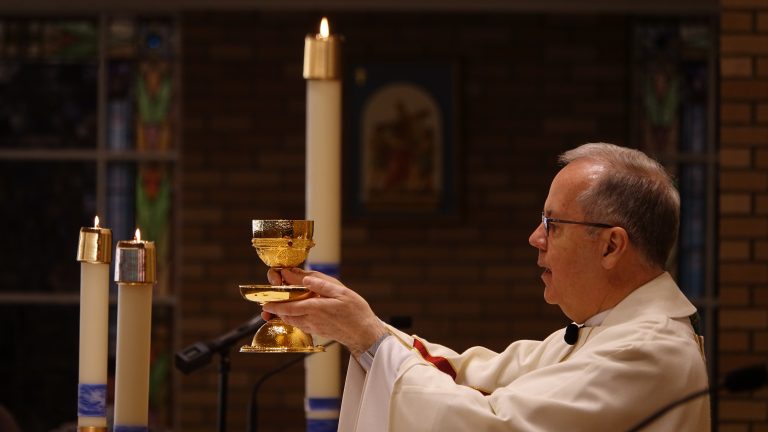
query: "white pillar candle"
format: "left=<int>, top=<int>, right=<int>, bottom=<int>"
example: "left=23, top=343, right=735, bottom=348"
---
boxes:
left=113, top=229, right=156, bottom=432
left=76, top=217, right=112, bottom=432
left=303, top=17, right=343, bottom=431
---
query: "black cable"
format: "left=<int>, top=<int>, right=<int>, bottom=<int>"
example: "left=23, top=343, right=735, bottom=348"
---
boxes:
left=627, top=362, right=768, bottom=431
left=247, top=340, right=338, bottom=432
left=245, top=315, right=412, bottom=432
left=625, top=387, right=710, bottom=432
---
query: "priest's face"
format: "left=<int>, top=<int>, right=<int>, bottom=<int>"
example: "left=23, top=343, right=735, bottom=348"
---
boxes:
left=528, top=160, right=608, bottom=323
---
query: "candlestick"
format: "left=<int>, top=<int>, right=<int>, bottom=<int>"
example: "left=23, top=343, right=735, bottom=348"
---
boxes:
left=113, top=229, right=156, bottom=432
left=303, top=16, right=342, bottom=431
left=76, top=216, right=112, bottom=432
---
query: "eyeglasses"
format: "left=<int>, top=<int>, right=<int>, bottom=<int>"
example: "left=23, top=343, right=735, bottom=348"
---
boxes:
left=541, top=213, right=614, bottom=236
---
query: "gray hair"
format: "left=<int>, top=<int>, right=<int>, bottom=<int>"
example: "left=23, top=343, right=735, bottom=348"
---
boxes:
left=558, top=142, right=680, bottom=268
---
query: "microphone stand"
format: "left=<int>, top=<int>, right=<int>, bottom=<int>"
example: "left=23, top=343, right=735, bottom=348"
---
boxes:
left=247, top=316, right=412, bottom=432
left=218, top=348, right=231, bottom=432
left=175, top=316, right=266, bottom=432
left=247, top=340, right=337, bottom=432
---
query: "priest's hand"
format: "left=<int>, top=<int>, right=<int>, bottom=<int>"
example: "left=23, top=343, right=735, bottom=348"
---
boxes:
left=261, top=267, right=388, bottom=358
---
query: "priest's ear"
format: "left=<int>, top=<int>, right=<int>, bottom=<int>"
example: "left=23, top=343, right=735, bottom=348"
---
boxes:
left=600, top=227, right=629, bottom=268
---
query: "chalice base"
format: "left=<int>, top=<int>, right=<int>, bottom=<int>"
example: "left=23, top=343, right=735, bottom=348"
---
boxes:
left=239, top=284, right=324, bottom=353
left=240, top=317, right=325, bottom=353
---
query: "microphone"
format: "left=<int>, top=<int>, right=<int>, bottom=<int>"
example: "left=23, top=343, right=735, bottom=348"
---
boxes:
left=626, top=362, right=768, bottom=431
left=175, top=315, right=266, bottom=374
left=722, top=362, right=768, bottom=392
left=564, top=323, right=580, bottom=345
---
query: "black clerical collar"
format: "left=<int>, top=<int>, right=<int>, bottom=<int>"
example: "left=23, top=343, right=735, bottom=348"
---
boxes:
left=564, top=323, right=582, bottom=345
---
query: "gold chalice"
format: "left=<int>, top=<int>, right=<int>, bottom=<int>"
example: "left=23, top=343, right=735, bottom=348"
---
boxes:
left=239, top=219, right=324, bottom=353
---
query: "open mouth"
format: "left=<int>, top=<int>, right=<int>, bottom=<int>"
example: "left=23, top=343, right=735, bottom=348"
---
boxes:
left=537, top=259, right=552, bottom=277
left=539, top=263, right=552, bottom=274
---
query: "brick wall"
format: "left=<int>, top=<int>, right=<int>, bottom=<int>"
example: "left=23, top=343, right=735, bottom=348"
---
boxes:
left=719, top=0, right=768, bottom=429
left=180, top=11, right=629, bottom=431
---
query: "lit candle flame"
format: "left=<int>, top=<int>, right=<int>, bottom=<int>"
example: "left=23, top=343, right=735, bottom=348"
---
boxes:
left=320, top=17, right=330, bottom=38
left=94, top=215, right=100, bottom=228
left=135, top=228, right=141, bottom=242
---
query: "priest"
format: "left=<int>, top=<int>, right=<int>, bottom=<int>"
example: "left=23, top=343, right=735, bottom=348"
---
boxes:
left=263, top=142, right=711, bottom=431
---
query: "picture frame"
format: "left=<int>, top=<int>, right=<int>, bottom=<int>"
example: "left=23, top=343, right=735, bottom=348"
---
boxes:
left=345, top=61, right=459, bottom=219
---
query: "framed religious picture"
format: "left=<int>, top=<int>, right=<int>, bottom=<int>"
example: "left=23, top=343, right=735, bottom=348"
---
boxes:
left=345, top=61, right=459, bottom=219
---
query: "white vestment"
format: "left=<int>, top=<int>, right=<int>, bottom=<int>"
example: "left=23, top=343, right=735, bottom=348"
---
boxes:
left=338, top=272, right=710, bottom=431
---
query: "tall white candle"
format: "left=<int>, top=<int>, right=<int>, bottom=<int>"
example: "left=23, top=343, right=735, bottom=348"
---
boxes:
left=76, top=216, right=112, bottom=432
left=113, top=229, right=156, bottom=432
left=303, top=16, right=343, bottom=430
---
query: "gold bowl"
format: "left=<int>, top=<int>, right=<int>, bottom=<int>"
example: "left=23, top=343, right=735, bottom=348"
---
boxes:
left=251, top=220, right=315, bottom=268
left=251, top=238, right=314, bottom=268
left=252, top=219, right=313, bottom=240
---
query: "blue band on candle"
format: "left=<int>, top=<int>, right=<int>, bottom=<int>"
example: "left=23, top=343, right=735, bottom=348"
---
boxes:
left=114, top=426, right=149, bottom=432
left=306, top=263, right=339, bottom=279
left=306, top=397, right=341, bottom=410
left=307, top=419, right=339, bottom=432
left=77, top=383, right=107, bottom=417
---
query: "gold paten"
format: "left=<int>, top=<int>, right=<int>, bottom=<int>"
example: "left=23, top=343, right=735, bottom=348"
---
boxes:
left=78, top=427, right=107, bottom=432
left=240, top=219, right=323, bottom=353
left=239, top=284, right=313, bottom=304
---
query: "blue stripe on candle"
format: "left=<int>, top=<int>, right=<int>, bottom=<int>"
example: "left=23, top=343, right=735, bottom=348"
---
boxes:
left=305, top=264, right=340, bottom=431
left=114, top=426, right=149, bottom=432
left=307, top=419, right=339, bottom=432
left=306, top=397, right=341, bottom=411
left=306, top=263, right=339, bottom=278
left=77, top=383, right=107, bottom=417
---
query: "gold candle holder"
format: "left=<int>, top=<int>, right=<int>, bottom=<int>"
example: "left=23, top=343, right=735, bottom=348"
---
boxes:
left=77, top=225, right=112, bottom=264
left=115, top=239, right=157, bottom=284
left=239, top=219, right=324, bottom=353
left=115, top=238, right=157, bottom=284
left=303, top=17, right=341, bottom=80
